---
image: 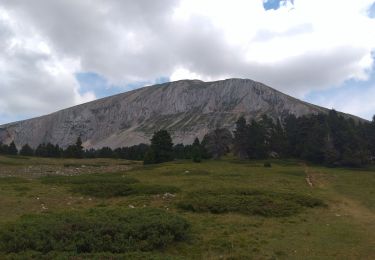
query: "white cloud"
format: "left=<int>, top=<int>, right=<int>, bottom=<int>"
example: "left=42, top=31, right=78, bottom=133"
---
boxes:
left=0, top=6, right=95, bottom=121
left=0, top=0, right=375, bottom=122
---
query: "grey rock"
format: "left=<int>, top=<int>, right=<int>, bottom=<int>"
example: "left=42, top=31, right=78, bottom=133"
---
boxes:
left=0, top=78, right=363, bottom=149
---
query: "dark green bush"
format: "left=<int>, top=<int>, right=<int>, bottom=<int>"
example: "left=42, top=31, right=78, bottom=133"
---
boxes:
left=0, top=208, right=190, bottom=254
left=178, top=189, right=325, bottom=217
left=263, top=162, right=272, bottom=167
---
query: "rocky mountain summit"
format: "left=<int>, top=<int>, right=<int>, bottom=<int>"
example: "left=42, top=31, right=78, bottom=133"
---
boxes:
left=0, top=78, right=360, bottom=149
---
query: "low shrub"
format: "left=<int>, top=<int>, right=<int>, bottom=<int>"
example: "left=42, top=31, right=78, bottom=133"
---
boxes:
left=71, top=183, right=180, bottom=198
left=0, top=177, right=29, bottom=184
left=40, top=174, right=138, bottom=185
left=41, top=173, right=179, bottom=198
left=263, top=162, right=272, bottom=167
left=178, top=189, right=325, bottom=217
left=0, top=208, right=190, bottom=254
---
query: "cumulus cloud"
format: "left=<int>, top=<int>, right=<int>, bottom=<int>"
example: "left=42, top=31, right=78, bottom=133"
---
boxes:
left=0, top=6, right=95, bottom=123
left=0, top=0, right=375, bottom=122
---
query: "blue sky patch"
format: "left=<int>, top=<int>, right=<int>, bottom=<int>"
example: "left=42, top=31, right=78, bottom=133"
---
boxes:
left=369, top=2, right=375, bottom=18
left=263, top=0, right=281, bottom=10
left=75, top=72, right=169, bottom=99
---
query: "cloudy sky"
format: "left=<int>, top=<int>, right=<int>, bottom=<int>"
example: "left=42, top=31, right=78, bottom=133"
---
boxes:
left=0, top=0, right=375, bottom=124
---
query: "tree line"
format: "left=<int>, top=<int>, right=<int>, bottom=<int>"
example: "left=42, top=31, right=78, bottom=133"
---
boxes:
left=232, top=111, right=375, bottom=167
left=1, top=110, right=374, bottom=167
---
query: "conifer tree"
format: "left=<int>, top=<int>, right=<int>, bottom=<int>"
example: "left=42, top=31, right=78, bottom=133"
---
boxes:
left=191, top=138, right=202, bottom=163
left=20, top=144, right=34, bottom=156
left=8, top=141, right=18, bottom=155
left=144, top=130, right=174, bottom=164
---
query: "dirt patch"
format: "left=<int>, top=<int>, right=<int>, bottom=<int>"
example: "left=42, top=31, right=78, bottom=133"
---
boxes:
left=303, top=164, right=330, bottom=188
left=0, top=164, right=134, bottom=178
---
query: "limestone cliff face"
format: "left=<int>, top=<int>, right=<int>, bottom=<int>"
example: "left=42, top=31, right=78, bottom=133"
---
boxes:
left=0, top=78, right=356, bottom=149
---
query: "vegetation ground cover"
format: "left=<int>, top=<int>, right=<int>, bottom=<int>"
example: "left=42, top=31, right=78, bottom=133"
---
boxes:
left=0, top=208, right=189, bottom=254
left=178, top=189, right=325, bottom=217
left=0, top=155, right=374, bottom=259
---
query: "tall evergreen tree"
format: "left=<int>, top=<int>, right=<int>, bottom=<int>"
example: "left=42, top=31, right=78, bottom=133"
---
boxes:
left=8, top=141, right=18, bottom=155
left=64, top=137, right=84, bottom=158
left=233, top=117, right=248, bottom=159
left=269, top=119, right=288, bottom=157
left=191, top=138, right=202, bottom=163
left=144, top=130, right=174, bottom=164
left=202, top=128, right=232, bottom=159
left=20, top=144, right=34, bottom=156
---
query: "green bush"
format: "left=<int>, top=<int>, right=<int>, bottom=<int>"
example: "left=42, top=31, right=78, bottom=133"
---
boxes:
left=41, top=173, right=179, bottom=198
left=40, top=173, right=139, bottom=185
left=70, top=183, right=180, bottom=198
left=178, top=189, right=325, bottom=217
left=263, top=162, right=272, bottom=167
left=0, top=208, right=190, bottom=254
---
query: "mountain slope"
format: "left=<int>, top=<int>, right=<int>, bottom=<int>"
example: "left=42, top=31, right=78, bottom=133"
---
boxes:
left=0, top=78, right=361, bottom=148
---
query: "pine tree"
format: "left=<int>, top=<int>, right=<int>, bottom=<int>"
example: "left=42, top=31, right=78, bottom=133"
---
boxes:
left=191, top=138, right=202, bottom=163
left=269, top=119, right=288, bottom=158
left=144, top=130, right=174, bottom=164
left=75, top=137, right=84, bottom=158
left=20, top=144, right=34, bottom=156
left=202, top=128, right=232, bottom=159
left=143, top=149, right=156, bottom=165
left=8, top=141, right=18, bottom=155
left=233, top=117, right=248, bottom=159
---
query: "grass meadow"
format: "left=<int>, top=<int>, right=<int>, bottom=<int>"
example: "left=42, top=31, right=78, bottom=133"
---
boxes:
left=0, top=155, right=374, bottom=259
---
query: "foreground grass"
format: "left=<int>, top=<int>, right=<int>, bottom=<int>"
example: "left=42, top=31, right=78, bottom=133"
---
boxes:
left=0, top=155, right=374, bottom=259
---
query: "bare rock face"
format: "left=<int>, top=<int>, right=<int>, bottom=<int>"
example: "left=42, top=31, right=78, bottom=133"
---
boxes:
left=0, top=78, right=359, bottom=149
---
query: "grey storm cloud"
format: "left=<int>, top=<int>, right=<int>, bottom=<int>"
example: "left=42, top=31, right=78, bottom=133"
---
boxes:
left=0, top=0, right=374, bottom=122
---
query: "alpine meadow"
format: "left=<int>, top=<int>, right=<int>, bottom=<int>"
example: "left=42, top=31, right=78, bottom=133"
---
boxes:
left=1, top=1, right=375, bottom=259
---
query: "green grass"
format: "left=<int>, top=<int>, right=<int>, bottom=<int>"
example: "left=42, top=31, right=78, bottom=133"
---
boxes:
left=0, top=155, right=374, bottom=259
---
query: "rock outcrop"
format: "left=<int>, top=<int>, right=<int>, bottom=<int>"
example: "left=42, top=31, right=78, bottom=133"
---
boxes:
left=0, top=78, right=362, bottom=148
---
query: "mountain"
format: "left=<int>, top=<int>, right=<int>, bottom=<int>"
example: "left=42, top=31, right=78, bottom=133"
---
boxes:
left=0, top=78, right=363, bottom=149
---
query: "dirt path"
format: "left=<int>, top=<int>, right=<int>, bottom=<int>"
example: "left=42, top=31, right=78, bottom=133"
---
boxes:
left=302, top=163, right=329, bottom=188
left=332, top=196, right=375, bottom=224
left=303, top=164, right=375, bottom=224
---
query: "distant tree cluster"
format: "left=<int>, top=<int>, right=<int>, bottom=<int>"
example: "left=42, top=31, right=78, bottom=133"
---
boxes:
left=0, top=141, right=18, bottom=156
left=1, top=110, right=375, bottom=167
left=233, top=111, right=375, bottom=167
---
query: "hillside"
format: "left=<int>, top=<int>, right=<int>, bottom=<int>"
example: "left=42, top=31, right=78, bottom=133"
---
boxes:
left=0, top=78, right=361, bottom=148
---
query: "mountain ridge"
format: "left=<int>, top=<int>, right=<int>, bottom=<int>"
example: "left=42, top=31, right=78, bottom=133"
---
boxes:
left=0, top=78, right=365, bottom=149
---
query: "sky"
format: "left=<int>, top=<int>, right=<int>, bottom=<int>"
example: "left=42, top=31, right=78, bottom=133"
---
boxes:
left=0, top=0, right=375, bottom=125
